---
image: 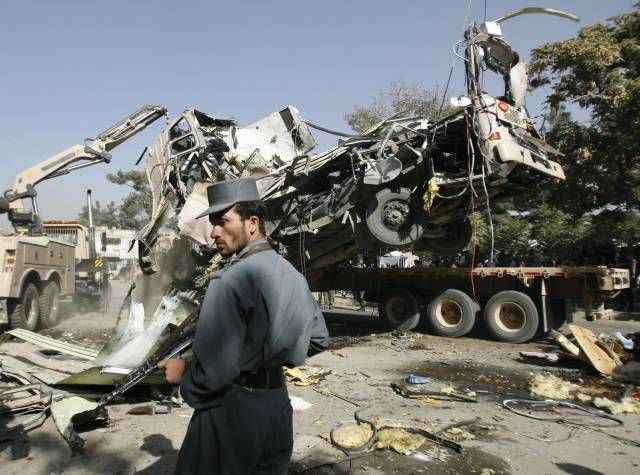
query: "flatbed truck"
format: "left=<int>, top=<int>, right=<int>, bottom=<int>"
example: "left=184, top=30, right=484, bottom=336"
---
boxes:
left=311, top=265, right=630, bottom=343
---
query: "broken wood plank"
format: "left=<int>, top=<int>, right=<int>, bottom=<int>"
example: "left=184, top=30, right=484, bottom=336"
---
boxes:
left=569, top=325, right=620, bottom=375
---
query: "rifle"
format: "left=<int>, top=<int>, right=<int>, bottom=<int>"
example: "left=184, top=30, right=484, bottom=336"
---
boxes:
left=72, top=303, right=200, bottom=425
left=98, top=303, right=201, bottom=407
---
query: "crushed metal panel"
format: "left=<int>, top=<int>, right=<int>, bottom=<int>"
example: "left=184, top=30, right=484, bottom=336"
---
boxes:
left=6, top=329, right=99, bottom=361
left=177, top=181, right=215, bottom=247
left=235, top=106, right=317, bottom=168
left=50, top=395, right=106, bottom=451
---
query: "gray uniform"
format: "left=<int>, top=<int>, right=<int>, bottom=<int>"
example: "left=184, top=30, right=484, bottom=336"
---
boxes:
left=177, top=239, right=329, bottom=474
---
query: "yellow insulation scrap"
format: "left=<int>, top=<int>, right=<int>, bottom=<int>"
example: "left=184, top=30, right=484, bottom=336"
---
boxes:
left=529, top=373, right=582, bottom=400
left=593, top=397, right=640, bottom=415
left=425, top=445, right=450, bottom=463
left=329, top=424, right=373, bottom=449
left=422, top=177, right=439, bottom=211
left=374, top=429, right=426, bottom=454
left=284, top=366, right=330, bottom=386
left=443, top=427, right=476, bottom=441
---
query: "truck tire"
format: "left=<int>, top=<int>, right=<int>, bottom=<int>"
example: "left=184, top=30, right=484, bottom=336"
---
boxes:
left=10, top=283, right=40, bottom=331
left=483, top=291, right=539, bottom=343
left=39, top=282, right=61, bottom=329
left=366, top=188, right=424, bottom=246
left=414, top=219, right=472, bottom=255
left=425, top=289, right=478, bottom=337
left=378, top=289, right=421, bottom=331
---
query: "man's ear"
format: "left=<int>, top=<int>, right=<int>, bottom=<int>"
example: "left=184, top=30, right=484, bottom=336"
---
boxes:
left=249, top=216, right=260, bottom=234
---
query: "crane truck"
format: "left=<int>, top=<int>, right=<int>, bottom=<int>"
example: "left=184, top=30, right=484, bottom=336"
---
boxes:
left=0, top=105, right=166, bottom=331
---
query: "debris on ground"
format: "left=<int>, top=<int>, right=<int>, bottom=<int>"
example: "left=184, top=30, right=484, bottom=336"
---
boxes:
left=392, top=379, right=478, bottom=403
left=519, top=351, right=563, bottom=363
left=546, top=325, right=638, bottom=375
left=329, top=423, right=374, bottom=452
left=290, top=396, right=313, bottom=411
left=593, top=396, right=640, bottom=415
left=50, top=395, right=106, bottom=452
left=405, top=374, right=431, bottom=384
left=0, top=365, right=52, bottom=444
left=442, top=427, right=476, bottom=441
left=284, top=366, right=331, bottom=386
left=374, top=428, right=426, bottom=454
left=570, top=325, right=621, bottom=375
left=529, top=373, right=582, bottom=400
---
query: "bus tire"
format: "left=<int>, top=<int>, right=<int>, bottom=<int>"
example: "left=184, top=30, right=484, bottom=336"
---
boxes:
left=425, top=289, right=478, bottom=337
left=366, top=188, right=424, bottom=246
left=39, top=282, right=61, bottom=329
left=483, top=291, right=539, bottom=343
left=378, top=289, right=421, bottom=331
left=9, top=283, right=40, bottom=331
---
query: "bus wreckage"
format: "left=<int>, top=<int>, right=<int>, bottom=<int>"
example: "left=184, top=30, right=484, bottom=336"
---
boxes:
left=3, top=8, right=584, bottom=448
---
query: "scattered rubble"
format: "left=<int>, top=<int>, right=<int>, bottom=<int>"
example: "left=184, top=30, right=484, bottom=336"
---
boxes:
left=593, top=397, right=640, bottom=415
left=529, top=373, right=582, bottom=400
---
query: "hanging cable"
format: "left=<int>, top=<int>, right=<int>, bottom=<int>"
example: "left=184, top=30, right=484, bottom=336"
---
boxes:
left=480, top=161, right=495, bottom=264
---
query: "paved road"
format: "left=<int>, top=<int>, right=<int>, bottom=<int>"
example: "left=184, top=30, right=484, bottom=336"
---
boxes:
left=1, top=283, right=638, bottom=474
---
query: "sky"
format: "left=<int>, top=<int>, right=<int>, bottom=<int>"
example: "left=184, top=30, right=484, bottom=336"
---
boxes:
left=0, top=0, right=636, bottom=230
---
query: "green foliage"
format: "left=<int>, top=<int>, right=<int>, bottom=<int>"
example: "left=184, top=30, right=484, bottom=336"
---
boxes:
left=345, top=81, right=455, bottom=133
left=589, top=209, right=640, bottom=252
left=530, top=204, right=590, bottom=257
left=78, top=200, right=121, bottom=228
left=77, top=169, right=151, bottom=230
left=529, top=5, right=640, bottom=214
left=489, top=213, right=532, bottom=257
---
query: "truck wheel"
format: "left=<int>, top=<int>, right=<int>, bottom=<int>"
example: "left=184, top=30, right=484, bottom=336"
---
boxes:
left=378, top=289, right=421, bottom=331
left=39, top=282, right=61, bottom=329
left=10, top=283, right=40, bottom=331
left=366, top=188, right=424, bottom=246
left=483, top=291, right=539, bottom=343
left=425, top=289, right=478, bottom=337
left=414, top=219, right=472, bottom=255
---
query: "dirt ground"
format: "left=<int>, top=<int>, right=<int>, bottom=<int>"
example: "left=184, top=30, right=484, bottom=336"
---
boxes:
left=1, top=281, right=639, bottom=474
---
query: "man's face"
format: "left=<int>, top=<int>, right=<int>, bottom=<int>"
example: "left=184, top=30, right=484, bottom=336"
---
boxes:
left=209, top=207, right=252, bottom=257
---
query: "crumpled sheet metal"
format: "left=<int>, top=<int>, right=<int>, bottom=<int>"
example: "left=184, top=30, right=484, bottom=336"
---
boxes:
left=50, top=395, right=106, bottom=452
left=177, top=181, right=215, bottom=247
left=92, top=288, right=197, bottom=372
left=6, top=328, right=99, bottom=361
left=0, top=366, right=52, bottom=443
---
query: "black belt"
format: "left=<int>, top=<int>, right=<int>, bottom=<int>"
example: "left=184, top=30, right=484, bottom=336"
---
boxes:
left=235, top=367, right=284, bottom=389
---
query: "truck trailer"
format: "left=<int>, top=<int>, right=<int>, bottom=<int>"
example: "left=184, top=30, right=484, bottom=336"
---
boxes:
left=312, top=265, right=630, bottom=343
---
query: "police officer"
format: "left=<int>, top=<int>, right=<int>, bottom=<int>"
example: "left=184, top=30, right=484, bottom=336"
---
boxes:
left=159, top=177, right=329, bottom=474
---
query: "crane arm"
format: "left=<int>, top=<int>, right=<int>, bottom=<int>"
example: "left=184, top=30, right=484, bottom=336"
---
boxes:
left=6, top=105, right=167, bottom=210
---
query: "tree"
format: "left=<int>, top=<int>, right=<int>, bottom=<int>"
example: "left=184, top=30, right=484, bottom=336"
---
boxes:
left=77, top=169, right=151, bottom=230
left=529, top=5, right=640, bottom=215
left=106, top=170, right=152, bottom=229
left=78, top=200, right=121, bottom=227
left=481, top=213, right=532, bottom=258
left=345, top=81, right=455, bottom=133
left=530, top=204, right=590, bottom=259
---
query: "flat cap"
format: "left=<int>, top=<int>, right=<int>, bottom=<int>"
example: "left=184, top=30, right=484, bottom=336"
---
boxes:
left=196, top=177, right=261, bottom=219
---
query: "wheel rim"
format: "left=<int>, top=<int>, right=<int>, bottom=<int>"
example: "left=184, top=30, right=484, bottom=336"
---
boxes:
left=385, top=296, right=412, bottom=324
left=382, top=200, right=412, bottom=231
left=435, top=299, right=463, bottom=327
left=493, top=302, right=526, bottom=333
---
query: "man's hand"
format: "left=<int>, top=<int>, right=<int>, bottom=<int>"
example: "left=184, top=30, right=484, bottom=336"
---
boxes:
left=158, top=358, right=186, bottom=384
